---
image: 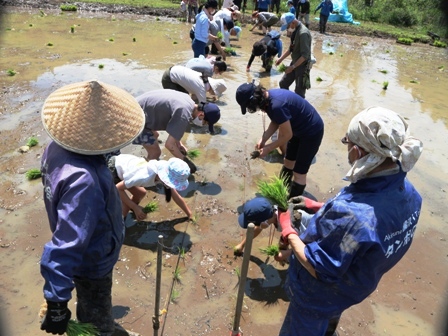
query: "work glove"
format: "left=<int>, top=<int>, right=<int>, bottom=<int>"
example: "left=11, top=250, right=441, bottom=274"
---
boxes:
left=289, top=196, right=323, bottom=214
left=278, top=210, right=298, bottom=240
left=40, top=301, right=71, bottom=335
left=183, top=156, right=197, bottom=174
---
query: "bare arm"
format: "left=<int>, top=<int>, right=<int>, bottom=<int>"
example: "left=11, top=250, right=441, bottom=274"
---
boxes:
left=165, top=135, right=186, bottom=159
left=257, top=121, right=278, bottom=150
left=116, top=181, right=146, bottom=220
left=259, top=120, right=293, bottom=157
left=171, top=189, right=193, bottom=219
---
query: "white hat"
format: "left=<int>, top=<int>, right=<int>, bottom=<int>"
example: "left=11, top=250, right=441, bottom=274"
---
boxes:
left=41, top=80, right=145, bottom=155
left=157, top=158, right=190, bottom=191
left=208, top=78, right=227, bottom=98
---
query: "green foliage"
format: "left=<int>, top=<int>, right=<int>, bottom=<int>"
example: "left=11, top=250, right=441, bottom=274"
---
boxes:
left=409, top=79, right=419, bottom=84
left=216, top=31, right=223, bottom=39
left=316, top=76, right=323, bottom=82
left=143, top=200, right=158, bottom=213
left=26, top=137, right=38, bottom=147
left=46, top=42, right=53, bottom=46
left=277, top=63, right=287, bottom=73
left=433, top=40, right=447, bottom=48
left=170, top=288, right=180, bottom=302
left=6, top=69, right=16, bottom=76
left=60, top=4, right=78, bottom=11
left=259, top=244, right=280, bottom=256
left=379, top=69, right=388, bottom=74
left=382, top=81, right=389, bottom=90
left=173, top=266, right=181, bottom=282
left=98, top=64, right=104, bottom=69
left=257, top=175, right=289, bottom=210
left=66, top=320, right=99, bottom=336
left=25, top=169, right=42, bottom=180
left=186, top=149, right=201, bottom=160
left=397, top=37, right=413, bottom=45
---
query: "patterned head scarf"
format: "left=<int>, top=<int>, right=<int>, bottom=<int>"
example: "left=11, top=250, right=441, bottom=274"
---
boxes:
left=345, top=106, right=423, bottom=183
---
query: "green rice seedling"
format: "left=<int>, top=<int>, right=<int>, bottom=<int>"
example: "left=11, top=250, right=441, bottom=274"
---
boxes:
left=235, top=21, right=241, bottom=27
left=156, top=17, right=160, bottom=21
left=98, top=64, right=104, bottom=69
left=433, top=40, right=447, bottom=48
left=382, top=81, right=389, bottom=90
left=6, top=69, right=16, bottom=76
left=216, top=31, right=223, bottom=39
left=224, top=47, right=236, bottom=54
left=132, top=37, right=136, bottom=42
left=66, top=320, right=98, bottom=336
left=438, top=65, right=444, bottom=70
left=173, top=266, right=182, bottom=282
left=60, top=4, right=77, bottom=11
left=259, top=244, right=280, bottom=257
left=234, top=266, right=241, bottom=278
left=26, top=137, right=38, bottom=147
left=397, top=37, right=412, bottom=45
left=170, top=288, right=180, bottom=303
left=361, top=42, right=368, bottom=46
left=142, top=200, right=158, bottom=213
left=187, top=149, right=201, bottom=160
left=340, top=54, right=343, bottom=57
left=47, top=42, right=53, bottom=46
left=316, top=76, right=323, bottom=82
left=257, top=175, right=289, bottom=210
left=29, top=23, right=33, bottom=27
left=409, top=80, right=419, bottom=84
left=179, top=247, right=186, bottom=260
left=122, top=52, right=129, bottom=56
left=329, top=51, right=334, bottom=55
left=173, top=41, right=178, bottom=44
left=70, top=25, right=75, bottom=33
left=39, top=10, right=46, bottom=17
left=277, top=63, right=287, bottom=73
left=25, top=168, right=41, bottom=180
left=379, top=69, right=388, bottom=74
left=385, top=50, right=390, bottom=53
left=108, top=38, right=114, bottom=42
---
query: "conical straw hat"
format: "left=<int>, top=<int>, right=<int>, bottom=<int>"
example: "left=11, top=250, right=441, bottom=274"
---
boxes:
left=41, top=80, right=145, bottom=155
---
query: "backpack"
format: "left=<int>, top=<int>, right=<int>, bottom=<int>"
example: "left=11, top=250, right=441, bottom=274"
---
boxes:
left=266, top=30, right=280, bottom=56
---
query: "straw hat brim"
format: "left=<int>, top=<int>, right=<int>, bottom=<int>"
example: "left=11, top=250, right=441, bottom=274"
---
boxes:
left=42, top=80, right=145, bottom=155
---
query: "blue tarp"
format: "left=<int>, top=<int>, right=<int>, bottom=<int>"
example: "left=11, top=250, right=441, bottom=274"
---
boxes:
left=324, top=0, right=360, bottom=25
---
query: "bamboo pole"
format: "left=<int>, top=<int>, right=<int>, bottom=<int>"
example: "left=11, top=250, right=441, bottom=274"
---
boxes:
left=153, top=235, right=163, bottom=336
left=231, top=223, right=255, bottom=336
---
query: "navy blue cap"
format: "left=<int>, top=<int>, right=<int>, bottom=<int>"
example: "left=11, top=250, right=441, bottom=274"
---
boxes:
left=238, top=197, right=274, bottom=228
left=203, top=103, right=221, bottom=134
left=235, top=82, right=256, bottom=115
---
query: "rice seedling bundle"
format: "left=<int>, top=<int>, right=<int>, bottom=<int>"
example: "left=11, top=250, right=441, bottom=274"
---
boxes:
left=257, top=175, right=289, bottom=210
left=25, top=168, right=41, bottom=180
left=259, top=244, right=280, bottom=256
left=186, top=149, right=201, bottom=160
left=277, top=63, right=287, bottom=73
left=143, top=200, right=158, bottom=213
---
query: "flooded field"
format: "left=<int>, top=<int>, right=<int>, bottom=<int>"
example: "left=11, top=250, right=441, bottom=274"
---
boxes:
left=0, top=6, right=447, bottom=336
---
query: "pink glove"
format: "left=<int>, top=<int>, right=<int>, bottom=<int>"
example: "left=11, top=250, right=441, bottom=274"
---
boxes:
left=289, top=196, right=324, bottom=214
left=278, top=210, right=298, bottom=240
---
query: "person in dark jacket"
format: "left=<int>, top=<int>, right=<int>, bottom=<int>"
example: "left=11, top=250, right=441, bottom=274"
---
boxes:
left=236, top=83, right=324, bottom=198
left=246, top=30, right=283, bottom=72
left=39, top=80, right=145, bottom=336
left=276, top=106, right=423, bottom=335
left=314, top=0, right=334, bottom=34
left=297, top=0, right=310, bottom=28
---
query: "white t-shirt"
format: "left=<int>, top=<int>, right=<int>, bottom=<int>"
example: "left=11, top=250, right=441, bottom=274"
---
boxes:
left=115, top=154, right=159, bottom=188
left=170, top=65, right=207, bottom=103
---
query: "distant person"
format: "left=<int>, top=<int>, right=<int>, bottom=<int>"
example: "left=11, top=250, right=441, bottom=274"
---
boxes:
left=185, top=54, right=227, bottom=78
left=192, top=0, right=218, bottom=57
left=298, top=0, right=310, bottom=28
left=275, top=13, right=312, bottom=98
left=246, top=30, right=283, bottom=72
left=186, top=0, right=199, bottom=23
left=133, top=89, right=221, bottom=170
left=39, top=80, right=144, bottom=336
left=256, top=0, right=269, bottom=12
left=270, top=0, right=280, bottom=15
left=180, top=0, right=187, bottom=21
left=236, top=83, right=324, bottom=198
left=108, top=155, right=192, bottom=221
left=276, top=106, right=423, bottom=335
left=162, top=65, right=227, bottom=104
left=287, top=0, right=296, bottom=15
left=250, top=11, right=279, bottom=34
left=314, top=0, right=334, bottom=34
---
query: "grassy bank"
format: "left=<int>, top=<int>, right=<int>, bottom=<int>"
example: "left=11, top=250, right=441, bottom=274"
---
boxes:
left=61, top=0, right=447, bottom=40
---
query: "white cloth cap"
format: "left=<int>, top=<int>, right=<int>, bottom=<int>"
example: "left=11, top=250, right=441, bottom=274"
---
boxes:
left=208, top=78, right=227, bottom=98
left=345, top=106, right=423, bottom=183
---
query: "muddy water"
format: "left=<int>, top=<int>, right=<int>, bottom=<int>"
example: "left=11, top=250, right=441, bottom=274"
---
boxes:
left=1, top=6, right=448, bottom=336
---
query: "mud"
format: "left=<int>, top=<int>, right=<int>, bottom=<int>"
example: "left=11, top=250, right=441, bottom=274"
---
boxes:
left=0, top=4, right=447, bottom=336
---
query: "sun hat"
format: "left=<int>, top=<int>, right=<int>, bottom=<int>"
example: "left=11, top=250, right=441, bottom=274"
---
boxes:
left=41, top=80, right=145, bottom=155
left=203, top=103, right=221, bottom=134
left=238, top=197, right=274, bottom=228
left=208, top=77, right=227, bottom=98
left=232, top=26, right=242, bottom=39
left=157, top=158, right=190, bottom=191
left=235, top=82, right=256, bottom=115
left=280, top=12, right=295, bottom=31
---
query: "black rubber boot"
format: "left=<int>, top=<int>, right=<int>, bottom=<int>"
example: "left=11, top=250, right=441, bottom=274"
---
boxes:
left=279, top=166, right=293, bottom=189
left=289, top=181, right=306, bottom=198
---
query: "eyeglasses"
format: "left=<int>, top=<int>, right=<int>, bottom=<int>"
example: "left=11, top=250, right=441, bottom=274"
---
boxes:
left=341, top=136, right=350, bottom=145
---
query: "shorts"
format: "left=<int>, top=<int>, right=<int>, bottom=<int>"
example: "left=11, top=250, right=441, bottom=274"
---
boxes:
left=132, top=129, right=157, bottom=145
left=285, top=128, right=324, bottom=175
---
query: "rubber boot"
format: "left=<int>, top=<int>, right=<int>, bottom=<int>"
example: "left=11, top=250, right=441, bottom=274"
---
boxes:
left=289, top=181, right=306, bottom=198
left=279, top=166, right=293, bottom=189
